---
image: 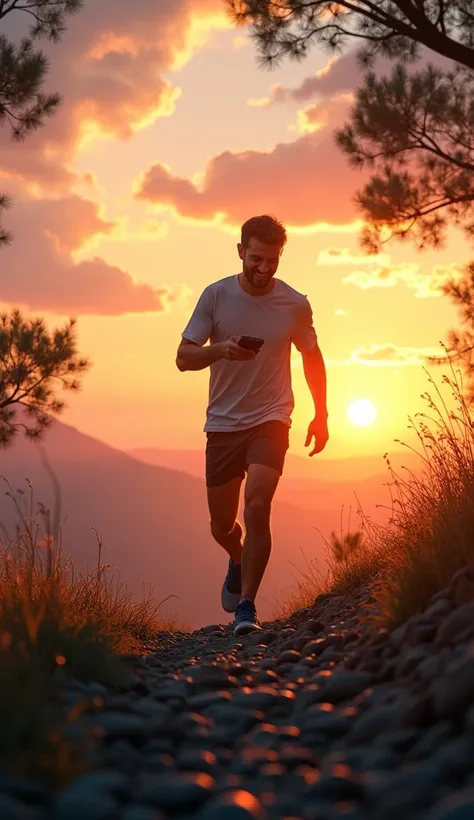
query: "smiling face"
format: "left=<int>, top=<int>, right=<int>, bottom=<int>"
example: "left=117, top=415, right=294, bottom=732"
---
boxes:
left=238, top=236, right=284, bottom=292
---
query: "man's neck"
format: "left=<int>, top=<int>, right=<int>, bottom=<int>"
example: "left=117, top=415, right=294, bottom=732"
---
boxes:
left=238, top=272, right=276, bottom=297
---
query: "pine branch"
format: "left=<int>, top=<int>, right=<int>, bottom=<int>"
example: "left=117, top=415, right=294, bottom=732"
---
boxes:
left=229, top=1, right=474, bottom=69
left=0, top=312, right=90, bottom=447
left=0, top=0, right=83, bottom=247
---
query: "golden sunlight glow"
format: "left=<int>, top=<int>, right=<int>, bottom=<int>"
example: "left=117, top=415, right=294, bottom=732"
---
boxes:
left=347, top=399, right=377, bottom=427
left=170, top=12, right=231, bottom=71
left=248, top=96, right=272, bottom=108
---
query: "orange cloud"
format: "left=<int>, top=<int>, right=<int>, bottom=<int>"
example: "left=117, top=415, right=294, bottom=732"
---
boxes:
left=318, top=247, right=390, bottom=266
left=262, top=52, right=362, bottom=106
left=0, top=0, right=225, bottom=192
left=39, top=197, right=117, bottom=252
left=136, top=127, right=365, bottom=228
left=342, top=260, right=464, bottom=298
left=0, top=192, right=172, bottom=315
left=293, top=94, right=353, bottom=134
left=350, top=344, right=446, bottom=366
left=264, top=49, right=449, bottom=108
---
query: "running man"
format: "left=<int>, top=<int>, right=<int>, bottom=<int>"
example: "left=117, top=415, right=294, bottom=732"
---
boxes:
left=176, top=214, right=328, bottom=635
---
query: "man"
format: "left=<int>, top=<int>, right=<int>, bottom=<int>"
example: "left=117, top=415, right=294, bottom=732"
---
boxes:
left=176, top=214, right=328, bottom=635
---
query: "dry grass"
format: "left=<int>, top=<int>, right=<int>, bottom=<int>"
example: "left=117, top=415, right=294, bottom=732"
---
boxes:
left=328, top=544, right=385, bottom=597
left=272, top=505, right=388, bottom=620
left=0, top=479, right=187, bottom=784
left=271, top=547, right=327, bottom=621
left=366, top=368, right=474, bottom=627
left=272, top=541, right=386, bottom=621
left=274, top=366, right=474, bottom=628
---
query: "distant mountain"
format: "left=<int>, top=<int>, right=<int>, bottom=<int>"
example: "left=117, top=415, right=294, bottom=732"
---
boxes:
left=0, top=419, right=339, bottom=626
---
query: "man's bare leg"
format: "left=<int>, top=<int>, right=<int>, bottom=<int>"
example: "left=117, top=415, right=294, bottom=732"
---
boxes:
left=241, top=463, right=281, bottom=602
left=208, top=476, right=245, bottom=613
left=207, top=476, right=243, bottom=564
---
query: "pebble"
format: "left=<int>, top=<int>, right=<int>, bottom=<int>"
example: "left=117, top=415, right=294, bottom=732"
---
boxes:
left=306, top=766, right=366, bottom=801
left=187, top=691, right=233, bottom=710
left=426, top=789, right=474, bottom=819
left=137, top=772, right=215, bottom=811
left=277, top=650, right=301, bottom=664
left=202, top=625, right=225, bottom=635
left=0, top=795, right=32, bottom=820
left=188, top=665, right=237, bottom=688
left=195, top=790, right=268, bottom=819
left=433, top=647, right=474, bottom=719
left=101, top=739, right=142, bottom=776
left=0, top=777, right=47, bottom=805
left=348, top=703, right=408, bottom=743
left=435, top=603, right=474, bottom=647
left=120, top=807, right=167, bottom=820
left=177, top=748, right=217, bottom=773
left=315, top=671, right=373, bottom=704
left=95, top=713, right=150, bottom=745
left=64, top=772, right=130, bottom=800
left=407, top=721, right=454, bottom=760
left=51, top=789, right=119, bottom=820
left=258, top=631, right=278, bottom=646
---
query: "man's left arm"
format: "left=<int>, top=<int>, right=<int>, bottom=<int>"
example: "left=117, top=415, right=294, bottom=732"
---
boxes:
left=291, top=297, right=329, bottom=457
left=301, top=342, right=329, bottom=456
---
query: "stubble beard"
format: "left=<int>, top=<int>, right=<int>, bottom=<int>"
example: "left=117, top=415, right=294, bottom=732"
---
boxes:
left=243, top=263, right=273, bottom=290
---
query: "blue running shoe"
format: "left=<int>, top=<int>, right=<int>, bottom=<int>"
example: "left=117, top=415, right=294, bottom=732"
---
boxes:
left=221, top=558, right=242, bottom=613
left=234, top=598, right=261, bottom=636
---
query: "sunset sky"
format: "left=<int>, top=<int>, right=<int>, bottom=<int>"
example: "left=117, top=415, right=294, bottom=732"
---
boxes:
left=1, top=0, right=468, bottom=461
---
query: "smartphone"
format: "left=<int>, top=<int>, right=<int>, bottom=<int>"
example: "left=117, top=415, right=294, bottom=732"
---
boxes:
left=238, top=335, right=264, bottom=351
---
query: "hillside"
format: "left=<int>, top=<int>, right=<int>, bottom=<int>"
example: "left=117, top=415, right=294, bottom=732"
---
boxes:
left=0, top=419, right=337, bottom=626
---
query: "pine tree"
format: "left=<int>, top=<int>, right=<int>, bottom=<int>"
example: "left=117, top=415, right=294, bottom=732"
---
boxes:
left=228, top=1, right=474, bottom=251
left=0, top=311, right=89, bottom=447
left=0, top=3, right=88, bottom=447
left=336, top=63, right=474, bottom=252
left=0, top=0, right=83, bottom=245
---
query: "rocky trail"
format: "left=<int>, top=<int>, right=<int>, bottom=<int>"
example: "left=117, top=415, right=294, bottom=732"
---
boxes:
left=7, top=567, right=474, bottom=820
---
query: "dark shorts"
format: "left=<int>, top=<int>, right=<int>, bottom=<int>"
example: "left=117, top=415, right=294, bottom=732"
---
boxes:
left=205, top=420, right=290, bottom=488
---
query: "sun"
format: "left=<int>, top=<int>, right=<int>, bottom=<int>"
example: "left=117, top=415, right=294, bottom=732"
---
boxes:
left=347, top=398, right=377, bottom=427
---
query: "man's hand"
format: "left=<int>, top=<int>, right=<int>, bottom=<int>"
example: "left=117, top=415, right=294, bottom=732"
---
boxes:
left=305, top=415, right=329, bottom=457
left=219, top=335, right=258, bottom=362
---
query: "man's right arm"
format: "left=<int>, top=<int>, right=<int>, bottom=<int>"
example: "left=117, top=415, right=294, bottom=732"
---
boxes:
left=177, top=287, right=257, bottom=371
left=176, top=337, right=257, bottom=371
left=176, top=338, right=224, bottom=372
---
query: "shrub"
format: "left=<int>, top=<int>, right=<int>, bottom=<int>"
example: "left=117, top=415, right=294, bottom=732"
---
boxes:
left=367, top=368, right=474, bottom=627
left=0, top=479, right=186, bottom=783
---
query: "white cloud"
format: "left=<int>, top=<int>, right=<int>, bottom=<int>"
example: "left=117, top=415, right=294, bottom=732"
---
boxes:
left=342, top=260, right=465, bottom=298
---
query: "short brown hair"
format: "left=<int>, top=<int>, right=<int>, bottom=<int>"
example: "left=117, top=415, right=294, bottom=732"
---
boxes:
left=241, top=215, right=287, bottom=249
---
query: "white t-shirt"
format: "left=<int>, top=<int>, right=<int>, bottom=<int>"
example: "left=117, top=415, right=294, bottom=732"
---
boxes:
left=182, top=274, right=317, bottom=432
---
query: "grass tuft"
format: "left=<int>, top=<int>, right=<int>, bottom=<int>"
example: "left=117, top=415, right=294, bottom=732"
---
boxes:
left=0, top=479, right=186, bottom=784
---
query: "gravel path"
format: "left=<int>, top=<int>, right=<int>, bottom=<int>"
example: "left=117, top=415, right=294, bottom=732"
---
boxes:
left=6, top=567, right=474, bottom=820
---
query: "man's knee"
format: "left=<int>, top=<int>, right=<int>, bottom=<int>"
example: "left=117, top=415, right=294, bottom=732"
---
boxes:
left=210, top=518, right=235, bottom=542
left=244, top=496, right=272, bottom=528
